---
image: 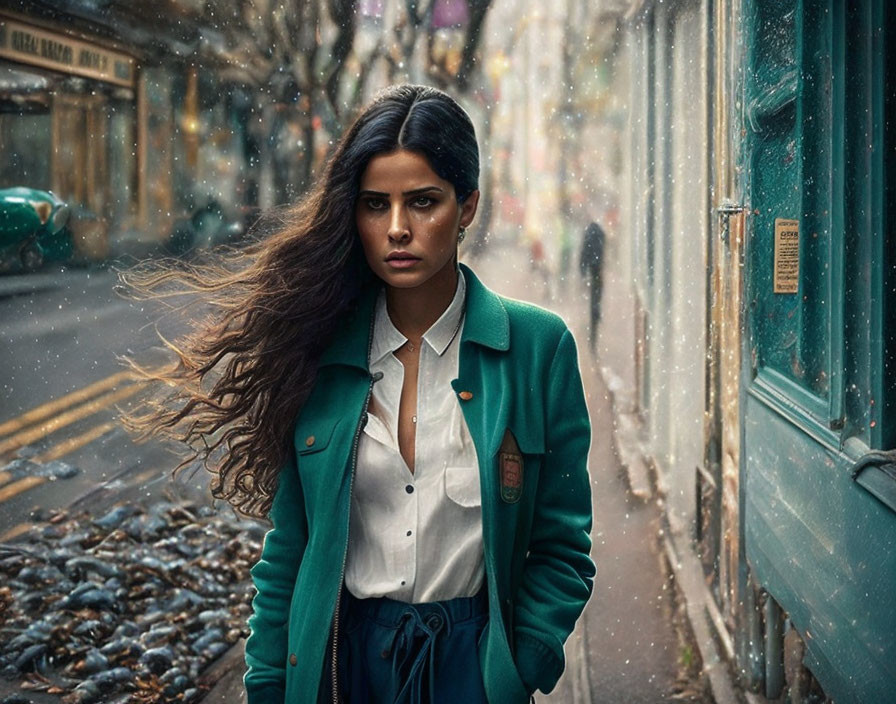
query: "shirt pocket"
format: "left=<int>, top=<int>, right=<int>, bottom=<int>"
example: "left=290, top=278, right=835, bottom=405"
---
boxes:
left=444, top=465, right=482, bottom=507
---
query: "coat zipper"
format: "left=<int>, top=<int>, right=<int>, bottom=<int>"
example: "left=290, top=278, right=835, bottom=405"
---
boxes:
left=330, top=367, right=379, bottom=703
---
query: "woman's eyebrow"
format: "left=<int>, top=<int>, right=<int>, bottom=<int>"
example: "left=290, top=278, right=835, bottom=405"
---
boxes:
left=357, top=186, right=444, bottom=197
left=403, top=186, right=444, bottom=196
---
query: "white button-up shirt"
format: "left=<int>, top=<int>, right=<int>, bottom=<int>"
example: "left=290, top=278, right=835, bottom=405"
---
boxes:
left=344, top=271, right=484, bottom=603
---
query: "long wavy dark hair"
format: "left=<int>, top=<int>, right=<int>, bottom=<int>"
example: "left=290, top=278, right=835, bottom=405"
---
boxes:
left=119, top=84, right=480, bottom=518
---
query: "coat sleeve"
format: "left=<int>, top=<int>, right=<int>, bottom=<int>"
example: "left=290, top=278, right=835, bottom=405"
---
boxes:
left=513, top=327, right=595, bottom=695
left=244, top=448, right=308, bottom=704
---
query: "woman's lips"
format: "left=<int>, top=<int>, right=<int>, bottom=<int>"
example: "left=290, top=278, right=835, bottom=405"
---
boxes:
left=386, top=254, right=421, bottom=269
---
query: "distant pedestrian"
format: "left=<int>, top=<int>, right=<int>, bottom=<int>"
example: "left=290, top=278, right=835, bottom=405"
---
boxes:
left=580, top=220, right=606, bottom=352
left=121, top=85, right=593, bottom=704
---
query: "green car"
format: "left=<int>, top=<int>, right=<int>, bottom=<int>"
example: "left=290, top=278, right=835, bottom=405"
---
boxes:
left=0, top=187, right=72, bottom=272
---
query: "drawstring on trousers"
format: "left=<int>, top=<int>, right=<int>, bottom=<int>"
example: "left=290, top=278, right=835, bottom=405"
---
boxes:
left=338, top=588, right=488, bottom=704
left=385, top=602, right=453, bottom=704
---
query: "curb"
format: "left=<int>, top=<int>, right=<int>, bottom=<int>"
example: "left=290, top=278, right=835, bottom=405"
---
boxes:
left=0, top=271, right=65, bottom=298
left=612, top=408, right=652, bottom=501
left=661, top=516, right=744, bottom=704
left=200, top=639, right=248, bottom=703
left=599, top=365, right=745, bottom=704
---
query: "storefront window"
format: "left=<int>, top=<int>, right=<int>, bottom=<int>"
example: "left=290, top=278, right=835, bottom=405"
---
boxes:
left=0, top=111, right=51, bottom=189
left=143, top=67, right=176, bottom=235
left=171, top=67, right=243, bottom=214
left=0, top=66, right=52, bottom=189
left=196, top=98, right=241, bottom=207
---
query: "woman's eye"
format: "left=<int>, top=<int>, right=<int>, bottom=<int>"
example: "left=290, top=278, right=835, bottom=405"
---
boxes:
left=365, top=198, right=387, bottom=210
left=411, top=196, right=434, bottom=208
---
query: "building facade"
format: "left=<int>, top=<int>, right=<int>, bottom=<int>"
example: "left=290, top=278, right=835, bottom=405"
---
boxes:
left=602, top=0, right=895, bottom=701
left=0, top=0, right=265, bottom=261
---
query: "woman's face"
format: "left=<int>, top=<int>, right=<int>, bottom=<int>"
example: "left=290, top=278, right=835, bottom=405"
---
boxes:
left=356, top=149, right=478, bottom=292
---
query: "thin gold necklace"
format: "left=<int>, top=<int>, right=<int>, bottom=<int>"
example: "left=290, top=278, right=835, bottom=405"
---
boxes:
left=405, top=305, right=464, bottom=353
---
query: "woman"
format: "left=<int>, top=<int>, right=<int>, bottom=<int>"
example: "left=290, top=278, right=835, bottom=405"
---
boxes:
left=122, top=85, right=593, bottom=704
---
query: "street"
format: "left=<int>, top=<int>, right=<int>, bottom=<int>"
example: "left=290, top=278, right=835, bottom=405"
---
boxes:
left=0, top=265, right=208, bottom=540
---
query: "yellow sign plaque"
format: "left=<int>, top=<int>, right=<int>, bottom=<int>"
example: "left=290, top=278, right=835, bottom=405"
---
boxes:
left=773, top=218, right=799, bottom=294
left=0, top=17, right=136, bottom=88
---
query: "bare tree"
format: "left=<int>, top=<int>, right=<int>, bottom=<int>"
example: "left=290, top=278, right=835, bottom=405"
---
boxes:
left=203, top=0, right=496, bottom=205
left=203, top=0, right=363, bottom=202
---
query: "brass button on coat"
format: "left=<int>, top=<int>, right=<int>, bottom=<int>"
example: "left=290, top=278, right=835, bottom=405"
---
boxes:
left=305, top=435, right=315, bottom=447
left=289, top=653, right=297, bottom=666
left=459, top=391, right=473, bottom=401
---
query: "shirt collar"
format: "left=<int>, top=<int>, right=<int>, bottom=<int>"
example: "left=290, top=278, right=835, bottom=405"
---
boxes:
left=318, top=263, right=507, bottom=370
left=369, top=269, right=467, bottom=365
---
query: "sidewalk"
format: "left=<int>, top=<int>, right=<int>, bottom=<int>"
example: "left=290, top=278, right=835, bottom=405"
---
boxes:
left=592, top=256, right=742, bottom=704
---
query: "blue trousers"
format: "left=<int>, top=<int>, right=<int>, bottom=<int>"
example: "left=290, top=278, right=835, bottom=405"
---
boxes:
left=338, top=588, right=489, bottom=704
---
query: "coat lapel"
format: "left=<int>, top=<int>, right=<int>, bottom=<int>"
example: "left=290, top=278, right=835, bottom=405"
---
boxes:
left=451, top=264, right=514, bottom=525
left=453, top=262, right=512, bottom=456
left=457, top=263, right=510, bottom=353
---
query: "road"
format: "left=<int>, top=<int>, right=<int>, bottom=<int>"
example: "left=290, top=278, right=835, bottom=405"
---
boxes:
left=0, top=264, right=206, bottom=539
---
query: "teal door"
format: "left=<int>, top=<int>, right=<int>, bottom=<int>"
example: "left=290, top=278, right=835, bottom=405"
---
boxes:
left=742, top=1, right=894, bottom=701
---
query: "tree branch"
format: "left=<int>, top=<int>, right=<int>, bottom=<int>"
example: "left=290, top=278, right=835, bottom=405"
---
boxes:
left=323, top=0, right=358, bottom=117
left=454, top=0, right=492, bottom=91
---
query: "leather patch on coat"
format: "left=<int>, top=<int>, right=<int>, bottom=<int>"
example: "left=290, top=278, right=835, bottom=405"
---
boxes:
left=499, top=428, right=523, bottom=503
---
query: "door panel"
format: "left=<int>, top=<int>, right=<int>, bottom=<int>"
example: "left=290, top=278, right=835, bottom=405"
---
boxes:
left=743, top=1, right=895, bottom=700
left=52, top=92, right=109, bottom=259
left=52, top=93, right=108, bottom=213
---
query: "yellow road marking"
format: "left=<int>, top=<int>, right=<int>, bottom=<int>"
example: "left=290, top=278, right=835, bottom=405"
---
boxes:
left=0, top=374, right=154, bottom=507
left=0, top=383, right=143, bottom=457
left=32, top=421, right=118, bottom=463
left=0, top=371, right=135, bottom=439
left=0, top=522, right=34, bottom=541
left=132, top=467, right=161, bottom=485
left=0, top=475, right=46, bottom=503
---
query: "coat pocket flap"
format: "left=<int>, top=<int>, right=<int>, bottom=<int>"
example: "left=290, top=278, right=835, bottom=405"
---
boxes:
left=295, top=418, right=341, bottom=456
left=504, top=425, right=544, bottom=455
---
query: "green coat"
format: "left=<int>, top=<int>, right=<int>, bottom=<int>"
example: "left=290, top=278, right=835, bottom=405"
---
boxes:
left=244, top=263, right=594, bottom=704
